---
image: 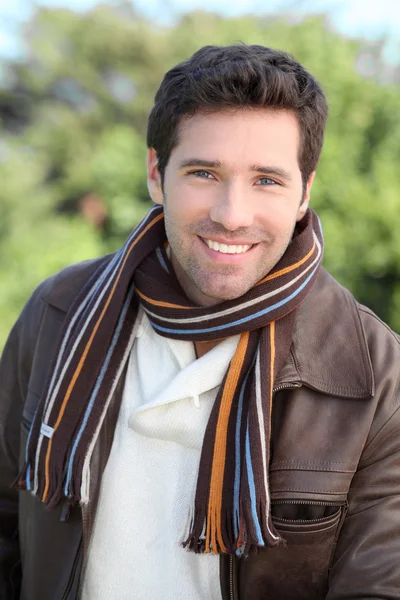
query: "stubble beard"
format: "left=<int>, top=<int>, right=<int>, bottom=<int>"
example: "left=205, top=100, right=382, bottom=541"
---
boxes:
left=167, top=226, right=294, bottom=305
left=163, top=197, right=298, bottom=305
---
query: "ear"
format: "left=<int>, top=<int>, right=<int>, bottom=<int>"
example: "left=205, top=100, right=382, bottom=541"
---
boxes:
left=147, top=148, right=164, bottom=205
left=296, top=171, right=316, bottom=221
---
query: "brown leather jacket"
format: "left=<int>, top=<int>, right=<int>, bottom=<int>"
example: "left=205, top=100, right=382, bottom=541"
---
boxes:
left=1, top=256, right=400, bottom=600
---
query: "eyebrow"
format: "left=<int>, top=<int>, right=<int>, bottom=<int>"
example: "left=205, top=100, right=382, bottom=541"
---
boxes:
left=178, top=158, right=293, bottom=181
left=178, top=159, right=222, bottom=170
left=250, top=164, right=293, bottom=182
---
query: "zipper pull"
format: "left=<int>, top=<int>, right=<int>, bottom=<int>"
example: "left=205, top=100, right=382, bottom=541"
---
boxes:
left=273, top=382, right=302, bottom=393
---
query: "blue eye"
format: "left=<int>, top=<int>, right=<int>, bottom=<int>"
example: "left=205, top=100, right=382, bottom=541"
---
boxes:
left=190, top=170, right=214, bottom=179
left=256, top=177, right=276, bottom=186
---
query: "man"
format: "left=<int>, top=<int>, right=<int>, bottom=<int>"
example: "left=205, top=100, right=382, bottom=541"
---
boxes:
left=0, top=44, right=399, bottom=600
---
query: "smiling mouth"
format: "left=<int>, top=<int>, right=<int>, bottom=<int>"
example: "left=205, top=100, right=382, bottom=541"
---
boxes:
left=200, top=237, right=254, bottom=255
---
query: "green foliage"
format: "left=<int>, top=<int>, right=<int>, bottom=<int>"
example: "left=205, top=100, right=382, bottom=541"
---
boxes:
left=1, top=4, right=399, bottom=350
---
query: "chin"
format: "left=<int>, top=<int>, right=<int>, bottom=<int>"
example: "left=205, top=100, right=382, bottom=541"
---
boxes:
left=200, top=283, right=251, bottom=303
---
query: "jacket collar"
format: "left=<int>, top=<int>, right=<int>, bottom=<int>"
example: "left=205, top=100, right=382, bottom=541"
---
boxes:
left=274, top=268, right=374, bottom=399
left=43, top=259, right=374, bottom=401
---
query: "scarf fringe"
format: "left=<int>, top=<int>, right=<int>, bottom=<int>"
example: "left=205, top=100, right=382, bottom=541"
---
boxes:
left=183, top=501, right=285, bottom=556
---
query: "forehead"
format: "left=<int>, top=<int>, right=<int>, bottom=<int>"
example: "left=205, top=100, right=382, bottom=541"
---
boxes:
left=171, top=108, right=301, bottom=169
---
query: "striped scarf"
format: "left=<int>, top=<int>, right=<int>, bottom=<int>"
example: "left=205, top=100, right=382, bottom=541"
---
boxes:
left=19, top=204, right=323, bottom=555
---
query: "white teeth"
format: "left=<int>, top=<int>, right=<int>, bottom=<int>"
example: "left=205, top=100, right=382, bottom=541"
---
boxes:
left=204, top=239, right=251, bottom=254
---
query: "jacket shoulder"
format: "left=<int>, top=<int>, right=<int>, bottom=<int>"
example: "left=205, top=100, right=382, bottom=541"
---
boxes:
left=357, top=301, right=400, bottom=403
left=292, top=268, right=399, bottom=400
left=37, top=254, right=112, bottom=312
left=11, top=254, right=112, bottom=355
left=357, top=302, right=400, bottom=348
left=1, top=255, right=112, bottom=403
left=315, top=269, right=399, bottom=353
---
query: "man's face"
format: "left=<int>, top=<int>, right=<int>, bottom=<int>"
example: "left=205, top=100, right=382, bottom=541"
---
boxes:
left=147, top=108, right=314, bottom=307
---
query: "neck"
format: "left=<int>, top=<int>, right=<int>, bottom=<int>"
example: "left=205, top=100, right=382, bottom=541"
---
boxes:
left=194, top=339, right=222, bottom=358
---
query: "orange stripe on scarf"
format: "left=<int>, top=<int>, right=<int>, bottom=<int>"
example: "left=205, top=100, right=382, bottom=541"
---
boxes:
left=267, top=322, right=276, bottom=486
left=136, top=287, right=193, bottom=310
left=257, top=241, right=316, bottom=285
left=269, top=321, right=275, bottom=415
left=205, top=331, right=249, bottom=553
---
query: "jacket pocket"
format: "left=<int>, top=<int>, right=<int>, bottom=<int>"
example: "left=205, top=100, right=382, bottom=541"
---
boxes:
left=271, top=500, right=345, bottom=532
left=237, top=501, right=347, bottom=600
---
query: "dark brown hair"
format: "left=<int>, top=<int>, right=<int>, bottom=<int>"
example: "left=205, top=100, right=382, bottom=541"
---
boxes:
left=147, top=44, right=328, bottom=185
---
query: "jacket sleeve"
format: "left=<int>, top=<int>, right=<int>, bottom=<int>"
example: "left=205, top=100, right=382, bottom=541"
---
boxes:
left=0, top=291, right=46, bottom=600
left=327, top=319, right=400, bottom=599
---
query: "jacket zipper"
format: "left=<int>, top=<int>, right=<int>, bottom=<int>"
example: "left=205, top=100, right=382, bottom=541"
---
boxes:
left=229, top=554, right=235, bottom=600
left=329, top=500, right=349, bottom=570
left=273, top=382, right=301, bottom=393
left=61, top=538, right=82, bottom=600
left=272, top=499, right=344, bottom=506
left=272, top=499, right=345, bottom=524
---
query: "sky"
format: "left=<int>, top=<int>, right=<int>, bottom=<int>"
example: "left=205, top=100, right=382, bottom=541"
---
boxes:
left=0, top=0, right=399, bottom=60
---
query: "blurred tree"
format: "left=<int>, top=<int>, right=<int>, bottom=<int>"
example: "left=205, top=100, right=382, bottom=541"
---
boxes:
left=0, top=4, right=399, bottom=349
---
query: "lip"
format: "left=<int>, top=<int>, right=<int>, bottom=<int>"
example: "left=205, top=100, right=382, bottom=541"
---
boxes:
left=196, top=235, right=258, bottom=264
left=199, top=235, right=256, bottom=246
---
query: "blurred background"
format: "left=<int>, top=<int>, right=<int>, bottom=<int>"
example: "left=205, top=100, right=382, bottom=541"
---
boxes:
left=0, top=0, right=400, bottom=349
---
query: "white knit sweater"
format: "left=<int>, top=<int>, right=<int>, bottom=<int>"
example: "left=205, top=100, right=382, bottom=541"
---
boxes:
left=81, top=309, right=239, bottom=600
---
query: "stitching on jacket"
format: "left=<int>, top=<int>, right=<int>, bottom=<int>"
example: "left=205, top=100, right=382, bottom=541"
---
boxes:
left=271, top=460, right=356, bottom=470
left=295, top=380, right=370, bottom=395
left=272, top=488, right=346, bottom=494
left=285, top=362, right=371, bottom=395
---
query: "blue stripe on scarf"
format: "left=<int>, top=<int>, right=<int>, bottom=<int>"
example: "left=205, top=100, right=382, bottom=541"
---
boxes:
left=151, top=264, right=319, bottom=336
left=234, top=381, right=246, bottom=539
left=64, top=283, right=136, bottom=497
left=245, top=421, right=265, bottom=546
left=43, top=251, right=123, bottom=413
left=233, top=362, right=255, bottom=540
left=26, top=464, right=31, bottom=491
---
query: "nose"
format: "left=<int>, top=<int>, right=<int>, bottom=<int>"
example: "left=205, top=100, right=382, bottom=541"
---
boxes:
left=209, top=183, right=253, bottom=231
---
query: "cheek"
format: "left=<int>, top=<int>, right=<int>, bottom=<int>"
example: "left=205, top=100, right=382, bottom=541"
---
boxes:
left=167, top=184, right=212, bottom=223
left=258, top=203, right=295, bottom=232
left=164, top=195, right=197, bottom=243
